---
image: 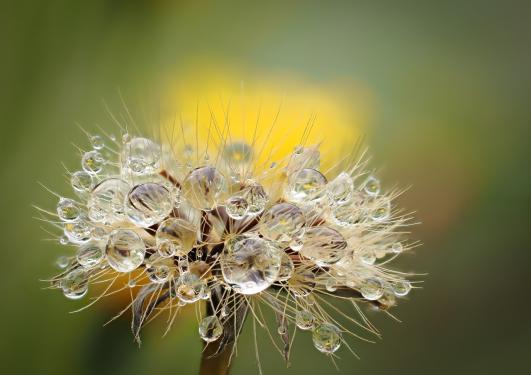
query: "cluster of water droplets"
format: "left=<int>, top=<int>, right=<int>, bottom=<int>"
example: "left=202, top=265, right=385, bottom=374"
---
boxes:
left=48, top=132, right=414, bottom=357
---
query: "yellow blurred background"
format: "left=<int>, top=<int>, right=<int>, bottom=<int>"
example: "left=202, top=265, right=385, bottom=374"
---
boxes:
left=1, top=1, right=530, bottom=374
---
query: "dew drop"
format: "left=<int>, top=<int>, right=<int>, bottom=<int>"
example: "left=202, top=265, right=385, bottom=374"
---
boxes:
left=77, top=241, right=105, bottom=268
left=223, top=142, right=253, bottom=165
left=90, top=135, right=104, bottom=150
left=59, top=235, right=68, bottom=245
left=392, top=280, right=411, bottom=297
left=295, top=309, right=315, bottom=330
left=312, top=323, right=341, bottom=354
left=199, top=315, right=223, bottom=342
left=82, top=150, right=105, bottom=174
left=88, top=178, right=129, bottom=224
left=55, top=255, right=69, bottom=269
left=122, top=137, right=161, bottom=176
left=241, top=181, right=268, bottom=215
left=360, top=278, right=384, bottom=300
left=390, top=242, right=403, bottom=254
left=64, top=220, right=92, bottom=244
left=287, top=168, right=327, bottom=203
left=325, top=278, right=337, bottom=292
left=57, top=198, right=80, bottom=222
left=260, top=203, right=306, bottom=244
left=182, top=166, right=227, bottom=210
left=71, top=171, right=94, bottom=193
left=363, top=175, right=380, bottom=196
left=105, top=229, right=146, bottom=273
left=370, top=199, right=391, bottom=223
left=125, top=183, right=173, bottom=227
left=156, top=217, right=197, bottom=257
left=225, top=195, right=249, bottom=219
left=220, top=235, right=281, bottom=294
left=327, top=172, right=354, bottom=205
left=300, top=227, right=347, bottom=266
left=175, top=271, right=208, bottom=303
left=146, top=255, right=173, bottom=284
left=61, top=268, right=89, bottom=300
left=277, top=251, right=294, bottom=282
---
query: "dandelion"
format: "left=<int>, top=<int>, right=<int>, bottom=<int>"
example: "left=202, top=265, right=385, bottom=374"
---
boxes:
left=39, top=97, right=419, bottom=374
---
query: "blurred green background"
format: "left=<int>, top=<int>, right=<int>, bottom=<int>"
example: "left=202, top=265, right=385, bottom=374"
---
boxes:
left=2, top=0, right=531, bottom=374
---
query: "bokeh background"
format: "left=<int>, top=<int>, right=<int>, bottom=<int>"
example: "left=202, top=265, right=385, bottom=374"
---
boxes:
left=2, top=1, right=531, bottom=374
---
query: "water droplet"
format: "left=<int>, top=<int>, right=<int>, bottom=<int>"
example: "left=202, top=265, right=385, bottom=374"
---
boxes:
left=55, top=256, right=69, bottom=269
left=77, top=241, right=105, bottom=268
left=71, top=171, right=94, bottom=193
left=220, top=305, right=229, bottom=317
left=59, top=235, right=68, bottom=245
left=105, top=229, right=146, bottom=273
left=220, top=235, right=281, bottom=294
left=329, top=192, right=366, bottom=227
left=325, top=279, right=337, bottom=292
left=225, top=196, right=249, bottom=219
left=300, top=227, right=347, bottom=266
left=146, top=255, right=173, bottom=284
left=182, top=166, right=227, bottom=210
left=223, top=142, right=253, bottom=165
left=390, top=242, right=403, bottom=254
left=392, top=280, right=411, bottom=297
left=287, top=147, right=320, bottom=174
left=64, top=220, right=92, bottom=244
left=88, top=178, right=129, bottom=223
left=125, top=183, right=173, bottom=227
left=241, top=181, right=268, bottom=215
left=363, top=176, right=380, bottom=196
left=327, top=172, right=354, bottom=205
left=82, top=150, right=105, bottom=174
left=57, top=198, right=80, bottom=222
left=312, top=323, right=341, bottom=354
left=260, top=203, right=306, bottom=244
left=122, top=137, right=161, bottom=175
left=90, top=135, right=104, bottom=150
left=90, top=226, right=108, bottom=240
left=199, top=315, right=223, bottom=342
left=370, top=199, right=391, bottom=222
left=128, top=279, right=137, bottom=288
left=61, top=268, right=89, bottom=300
left=295, top=310, right=315, bottom=330
left=287, top=168, right=327, bottom=202
left=360, top=278, right=384, bottom=300
left=175, top=271, right=208, bottom=303
left=277, top=251, right=294, bottom=282
left=156, top=218, right=197, bottom=257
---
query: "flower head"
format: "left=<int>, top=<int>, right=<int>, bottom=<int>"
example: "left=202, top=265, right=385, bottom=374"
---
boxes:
left=40, top=98, right=418, bottom=368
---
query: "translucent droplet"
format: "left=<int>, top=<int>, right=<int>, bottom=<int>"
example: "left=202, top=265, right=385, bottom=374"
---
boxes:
left=71, top=171, right=94, bottom=193
left=175, top=271, right=208, bottom=303
left=122, top=137, right=161, bottom=176
left=287, top=146, right=320, bottom=174
left=90, top=135, right=104, bottom=150
left=360, top=251, right=376, bottom=265
left=146, top=255, right=173, bottom=284
left=363, top=175, right=380, bottom=196
left=223, top=142, right=253, bottom=165
left=288, top=268, right=315, bottom=298
left=330, top=192, right=366, bottom=227
left=88, top=178, right=129, bottom=223
left=105, top=229, right=145, bottom=273
left=127, top=279, right=137, bottom=288
left=277, top=251, right=294, bottom=282
left=300, top=227, right=347, bottom=266
left=390, top=242, right=403, bottom=254
left=64, top=220, right=91, bottom=244
left=327, top=172, right=354, bottom=205
left=295, top=310, right=315, bottom=330
left=287, top=168, right=327, bottom=202
left=61, top=268, right=89, bottom=300
left=156, top=218, right=197, bottom=257
left=241, top=182, right=268, bottom=215
left=82, top=150, right=105, bottom=174
left=77, top=241, right=105, bottom=268
left=260, top=203, right=306, bottom=244
left=199, top=315, right=223, bottom=342
left=57, top=198, right=80, bottom=222
left=59, top=235, right=68, bottom=245
left=325, top=279, right=337, bottom=292
left=182, top=166, right=227, bottom=210
left=124, top=183, right=173, bottom=227
left=220, top=235, right=281, bottom=294
left=225, top=196, right=249, bottom=219
left=55, top=256, right=69, bottom=269
left=370, top=199, right=391, bottom=222
left=360, top=278, right=384, bottom=300
left=312, top=323, right=341, bottom=354
left=90, top=226, right=108, bottom=240
left=392, top=280, right=411, bottom=297
left=220, top=304, right=229, bottom=317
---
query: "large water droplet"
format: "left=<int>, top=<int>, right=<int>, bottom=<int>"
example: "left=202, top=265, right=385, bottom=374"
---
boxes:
left=122, top=137, right=161, bottom=176
left=64, top=220, right=92, bottom=244
left=327, top=172, right=354, bottom=205
left=182, top=166, right=227, bottom=210
left=61, top=268, right=89, bottom=300
left=146, top=254, right=173, bottom=284
left=156, top=217, right=197, bottom=257
left=82, top=150, right=105, bottom=174
left=77, top=241, right=105, bottom=268
left=392, top=280, right=411, bottom=297
left=223, top=142, right=253, bottom=165
left=225, top=195, right=249, bottom=219
left=295, top=309, right=315, bottom=330
left=360, top=277, right=384, bottom=300
left=105, top=229, right=145, bottom=273
left=287, top=146, right=320, bottom=174
left=312, top=323, right=341, bottom=354
left=199, top=315, right=223, bottom=342
left=220, top=235, right=281, bottom=294
left=241, top=181, right=268, bottom=215
left=260, top=203, right=306, bottom=244
left=88, top=178, right=129, bottom=223
left=125, top=183, right=173, bottom=227
left=287, top=168, right=327, bottom=202
left=300, top=227, right=347, bottom=267
left=57, top=198, right=80, bottom=222
left=71, top=171, right=94, bottom=193
left=175, top=271, right=208, bottom=303
left=363, top=175, right=380, bottom=196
